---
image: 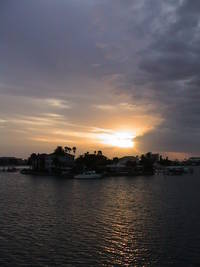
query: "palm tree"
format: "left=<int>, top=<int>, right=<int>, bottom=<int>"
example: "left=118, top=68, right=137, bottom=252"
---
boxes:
left=72, top=147, right=77, bottom=155
left=64, top=146, right=71, bottom=154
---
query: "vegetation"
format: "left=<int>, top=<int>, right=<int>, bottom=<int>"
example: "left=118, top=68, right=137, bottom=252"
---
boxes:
left=75, top=151, right=111, bottom=172
left=54, top=146, right=65, bottom=156
left=140, top=153, right=155, bottom=174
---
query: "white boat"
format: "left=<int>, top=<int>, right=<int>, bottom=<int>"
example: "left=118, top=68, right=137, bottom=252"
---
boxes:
left=74, top=171, right=102, bottom=179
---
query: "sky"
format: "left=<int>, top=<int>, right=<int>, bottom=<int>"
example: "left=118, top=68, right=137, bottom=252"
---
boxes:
left=0, top=0, right=200, bottom=159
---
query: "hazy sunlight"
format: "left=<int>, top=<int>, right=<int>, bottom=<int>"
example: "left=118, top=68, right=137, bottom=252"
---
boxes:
left=98, top=132, right=135, bottom=148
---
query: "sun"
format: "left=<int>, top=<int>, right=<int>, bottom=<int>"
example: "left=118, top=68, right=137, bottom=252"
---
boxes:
left=98, top=131, right=135, bottom=148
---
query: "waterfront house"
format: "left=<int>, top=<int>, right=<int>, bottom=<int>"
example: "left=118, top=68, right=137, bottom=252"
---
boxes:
left=106, top=156, right=138, bottom=174
left=45, top=152, right=74, bottom=173
left=30, top=150, right=74, bottom=174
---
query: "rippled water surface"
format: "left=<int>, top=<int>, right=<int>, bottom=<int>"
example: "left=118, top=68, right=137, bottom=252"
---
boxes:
left=0, top=169, right=200, bottom=266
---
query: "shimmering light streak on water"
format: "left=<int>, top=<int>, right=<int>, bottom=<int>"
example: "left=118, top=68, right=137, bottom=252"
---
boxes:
left=0, top=169, right=200, bottom=266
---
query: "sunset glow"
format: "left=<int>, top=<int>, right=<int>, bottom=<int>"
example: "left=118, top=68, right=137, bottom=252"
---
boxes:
left=98, top=132, right=135, bottom=148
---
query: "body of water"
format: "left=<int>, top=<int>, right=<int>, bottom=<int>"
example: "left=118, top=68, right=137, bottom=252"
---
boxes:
left=0, top=169, right=200, bottom=266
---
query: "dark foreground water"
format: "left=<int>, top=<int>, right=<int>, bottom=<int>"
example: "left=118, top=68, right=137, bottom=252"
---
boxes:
left=0, top=169, right=200, bottom=267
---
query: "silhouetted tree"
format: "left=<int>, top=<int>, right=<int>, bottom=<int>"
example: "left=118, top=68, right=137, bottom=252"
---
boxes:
left=140, top=153, right=154, bottom=175
left=54, top=146, right=65, bottom=156
left=64, top=146, right=72, bottom=154
left=97, top=150, right=102, bottom=156
left=75, top=151, right=109, bottom=171
left=72, top=146, right=77, bottom=155
left=159, top=156, right=172, bottom=166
